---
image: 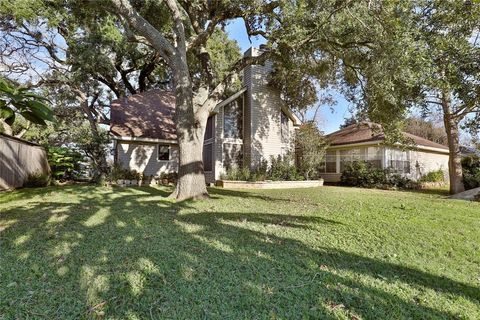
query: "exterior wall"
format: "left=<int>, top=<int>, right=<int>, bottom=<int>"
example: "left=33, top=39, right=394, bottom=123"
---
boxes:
left=408, top=149, right=450, bottom=180
left=243, top=47, right=296, bottom=169
left=319, top=173, right=342, bottom=183
left=320, top=143, right=450, bottom=183
left=0, top=134, right=50, bottom=191
left=116, top=140, right=178, bottom=177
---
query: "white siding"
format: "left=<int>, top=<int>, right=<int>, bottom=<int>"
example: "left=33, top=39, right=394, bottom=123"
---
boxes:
left=116, top=141, right=178, bottom=177
left=409, top=150, right=450, bottom=180
left=243, top=47, right=296, bottom=168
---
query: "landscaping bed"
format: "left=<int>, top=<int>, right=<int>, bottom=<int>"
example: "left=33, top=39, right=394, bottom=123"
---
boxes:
left=114, top=178, right=174, bottom=187
left=216, top=179, right=324, bottom=189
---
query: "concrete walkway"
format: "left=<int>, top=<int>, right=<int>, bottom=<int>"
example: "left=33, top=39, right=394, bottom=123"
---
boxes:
left=450, top=187, right=480, bottom=201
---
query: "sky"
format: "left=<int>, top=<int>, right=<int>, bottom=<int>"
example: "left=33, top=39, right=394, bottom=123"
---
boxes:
left=225, top=19, right=352, bottom=134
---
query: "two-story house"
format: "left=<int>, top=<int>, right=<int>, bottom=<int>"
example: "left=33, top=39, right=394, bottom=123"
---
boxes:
left=110, top=47, right=301, bottom=183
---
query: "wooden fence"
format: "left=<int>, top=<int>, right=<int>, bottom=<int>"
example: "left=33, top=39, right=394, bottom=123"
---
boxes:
left=0, top=133, right=50, bottom=191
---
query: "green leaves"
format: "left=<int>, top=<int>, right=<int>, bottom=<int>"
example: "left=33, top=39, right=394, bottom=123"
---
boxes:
left=46, top=146, right=83, bottom=180
left=0, top=105, right=15, bottom=125
left=0, top=77, right=54, bottom=127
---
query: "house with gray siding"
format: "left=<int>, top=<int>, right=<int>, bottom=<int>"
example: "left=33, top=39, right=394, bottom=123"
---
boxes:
left=110, top=47, right=301, bottom=184
left=320, top=122, right=450, bottom=182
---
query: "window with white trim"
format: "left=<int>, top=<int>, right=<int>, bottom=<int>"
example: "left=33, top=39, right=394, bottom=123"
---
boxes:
left=158, top=144, right=170, bottom=161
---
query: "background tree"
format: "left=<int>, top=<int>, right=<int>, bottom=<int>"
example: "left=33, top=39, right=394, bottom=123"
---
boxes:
left=339, top=116, right=359, bottom=129
left=1, top=1, right=243, bottom=190
left=295, top=122, right=327, bottom=180
left=350, top=1, right=480, bottom=194
left=404, top=117, right=447, bottom=146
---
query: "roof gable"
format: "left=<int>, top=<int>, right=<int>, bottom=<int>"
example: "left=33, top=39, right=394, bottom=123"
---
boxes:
left=110, top=89, right=176, bottom=140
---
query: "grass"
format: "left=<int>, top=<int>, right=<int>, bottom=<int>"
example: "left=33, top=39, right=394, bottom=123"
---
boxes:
left=0, top=185, right=479, bottom=319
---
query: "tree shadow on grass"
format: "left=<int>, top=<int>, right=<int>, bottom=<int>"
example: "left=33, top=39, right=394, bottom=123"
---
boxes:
left=0, top=186, right=478, bottom=319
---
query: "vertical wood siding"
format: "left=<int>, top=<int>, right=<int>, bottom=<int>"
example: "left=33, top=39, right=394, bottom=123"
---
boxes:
left=0, top=135, right=50, bottom=191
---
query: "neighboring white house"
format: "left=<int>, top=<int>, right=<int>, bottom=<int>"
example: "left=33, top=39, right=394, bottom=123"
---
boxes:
left=320, top=122, right=450, bottom=182
left=110, top=47, right=301, bottom=183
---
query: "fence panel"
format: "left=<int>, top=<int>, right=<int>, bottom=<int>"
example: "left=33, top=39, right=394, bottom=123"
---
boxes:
left=0, top=134, right=49, bottom=191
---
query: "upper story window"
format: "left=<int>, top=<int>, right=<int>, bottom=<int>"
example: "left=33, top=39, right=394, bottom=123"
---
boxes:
left=224, top=99, right=243, bottom=139
left=205, top=116, right=214, bottom=141
left=281, top=111, right=289, bottom=142
left=158, top=144, right=170, bottom=161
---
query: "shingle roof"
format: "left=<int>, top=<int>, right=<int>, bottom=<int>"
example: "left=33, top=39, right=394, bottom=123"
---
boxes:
left=110, top=89, right=177, bottom=141
left=326, top=122, right=449, bottom=151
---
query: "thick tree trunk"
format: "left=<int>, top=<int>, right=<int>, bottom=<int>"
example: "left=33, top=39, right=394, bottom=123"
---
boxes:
left=442, top=93, right=465, bottom=194
left=169, top=57, right=209, bottom=201
left=170, top=130, right=208, bottom=201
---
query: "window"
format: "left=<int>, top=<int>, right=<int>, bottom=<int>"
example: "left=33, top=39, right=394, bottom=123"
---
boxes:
left=325, top=150, right=337, bottom=173
left=366, top=147, right=382, bottom=169
left=203, top=143, right=213, bottom=172
left=205, top=116, right=214, bottom=141
left=340, top=148, right=365, bottom=171
left=388, top=149, right=411, bottom=174
left=224, top=99, right=243, bottom=139
left=158, top=144, right=170, bottom=161
left=223, top=143, right=243, bottom=170
left=281, top=111, right=289, bottom=142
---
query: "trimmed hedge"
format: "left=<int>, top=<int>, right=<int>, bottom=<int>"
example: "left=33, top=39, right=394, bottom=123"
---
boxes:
left=340, top=161, right=415, bottom=189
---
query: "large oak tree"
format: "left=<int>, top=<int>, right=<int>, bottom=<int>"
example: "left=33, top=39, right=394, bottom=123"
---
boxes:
left=104, top=0, right=388, bottom=200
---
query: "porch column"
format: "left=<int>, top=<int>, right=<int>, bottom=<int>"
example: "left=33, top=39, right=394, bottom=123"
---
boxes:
left=382, top=147, right=387, bottom=169
left=336, top=150, right=341, bottom=173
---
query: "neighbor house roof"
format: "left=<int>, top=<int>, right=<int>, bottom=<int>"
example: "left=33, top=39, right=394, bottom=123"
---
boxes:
left=110, top=89, right=177, bottom=141
left=326, top=122, right=449, bottom=151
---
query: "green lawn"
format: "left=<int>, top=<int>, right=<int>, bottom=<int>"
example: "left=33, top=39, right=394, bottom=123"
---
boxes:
left=0, top=185, right=479, bottom=319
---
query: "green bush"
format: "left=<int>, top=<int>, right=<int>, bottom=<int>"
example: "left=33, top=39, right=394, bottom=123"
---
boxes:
left=268, top=154, right=304, bottom=181
left=462, top=155, right=480, bottom=190
left=108, top=164, right=143, bottom=181
left=220, top=166, right=250, bottom=181
left=46, top=146, right=83, bottom=181
left=389, top=174, right=417, bottom=189
left=341, top=161, right=389, bottom=188
left=23, top=172, right=51, bottom=188
left=156, top=172, right=178, bottom=184
left=220, top=156, right=303, bottom=182
left=340, top=161, right=416, bottom=189
left=419, top=170, right=445, bottom=183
